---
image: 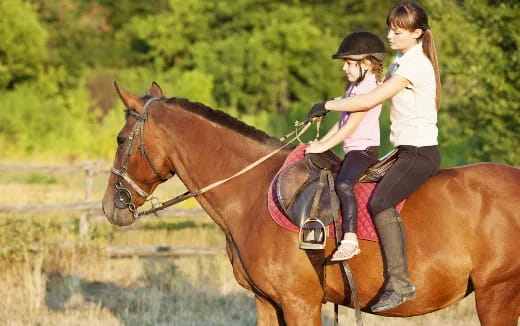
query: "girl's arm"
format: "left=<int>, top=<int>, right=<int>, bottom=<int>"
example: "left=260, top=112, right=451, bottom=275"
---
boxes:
left=306, top=111, right=366, bottom=153
left=318, top=122, right=340, bottom=143
left=325, top=75, right=409, bottom=112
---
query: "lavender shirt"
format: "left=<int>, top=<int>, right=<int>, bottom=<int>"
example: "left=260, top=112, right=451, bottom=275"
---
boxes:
left=339, top=73, right=382, bottom=152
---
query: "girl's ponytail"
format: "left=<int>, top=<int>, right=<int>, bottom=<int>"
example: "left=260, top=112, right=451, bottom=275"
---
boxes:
left=422, top=29, right=441, bottom=110
left=369, top=56, right=384, bottom=84
left=387, top=2, right=442, bottom=110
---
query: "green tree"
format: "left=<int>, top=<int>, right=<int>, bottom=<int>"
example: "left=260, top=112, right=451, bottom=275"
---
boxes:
left=118, top=0, right=343, bottom=116
left=0, top=0, right=518, bottom=164
left=431, top=0, right=520, bottom=165
left=0, top=0, right=48, bottom=88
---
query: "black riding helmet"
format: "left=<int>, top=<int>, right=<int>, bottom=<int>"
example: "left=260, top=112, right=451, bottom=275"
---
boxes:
left=332, top=31, right=385, bottom=61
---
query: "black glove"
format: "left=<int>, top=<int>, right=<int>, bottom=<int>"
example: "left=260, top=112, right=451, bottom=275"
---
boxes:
left=308, top=101, right=328, bottom=120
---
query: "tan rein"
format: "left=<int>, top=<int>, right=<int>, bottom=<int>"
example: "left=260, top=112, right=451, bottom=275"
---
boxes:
left=133, top=119, right=316, bottom=219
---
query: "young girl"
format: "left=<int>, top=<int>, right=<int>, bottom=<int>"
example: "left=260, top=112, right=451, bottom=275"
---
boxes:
left=305, top=31, right=385, bottom=262
left=308, top=2, right=441, bottom=312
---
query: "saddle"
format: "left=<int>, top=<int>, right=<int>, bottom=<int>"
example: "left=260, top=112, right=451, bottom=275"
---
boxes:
left=274, top=146, right=398, bottom=249
left=276, top=151, right=340, bottom=229
left=275, top=151, right=339, bottom=249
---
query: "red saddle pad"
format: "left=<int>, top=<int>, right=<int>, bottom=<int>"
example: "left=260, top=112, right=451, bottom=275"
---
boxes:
left=267, top=144, right=404, bottom=242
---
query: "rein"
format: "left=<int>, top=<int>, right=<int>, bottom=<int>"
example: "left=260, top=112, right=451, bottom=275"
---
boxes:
left=111, top=96, right=314, bottom=220
left=135, top=120, right=313, bottom=219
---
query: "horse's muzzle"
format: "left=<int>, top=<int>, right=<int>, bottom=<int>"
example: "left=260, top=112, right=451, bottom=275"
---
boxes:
left=114, top=187, right=132, bottom=209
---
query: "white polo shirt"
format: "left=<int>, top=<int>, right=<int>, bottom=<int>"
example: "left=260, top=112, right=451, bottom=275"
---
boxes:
left=388, top=42, right=438, bottom=147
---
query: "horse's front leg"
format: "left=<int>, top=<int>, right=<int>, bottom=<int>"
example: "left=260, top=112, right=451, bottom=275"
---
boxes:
left=474, top=281, right=520, bottom=326
left=279, top=295, right=323, bottom=326
left=256, top=296, right=286, bottom=326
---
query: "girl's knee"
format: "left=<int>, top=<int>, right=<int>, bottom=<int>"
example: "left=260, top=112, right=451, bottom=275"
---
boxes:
left=369, top=197, right=387, bottom=216
left=335, top=180, right=354, bottom=196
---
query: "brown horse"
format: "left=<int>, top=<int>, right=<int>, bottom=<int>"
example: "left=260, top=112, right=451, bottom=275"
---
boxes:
left=102, top=82, right=520, bottom=326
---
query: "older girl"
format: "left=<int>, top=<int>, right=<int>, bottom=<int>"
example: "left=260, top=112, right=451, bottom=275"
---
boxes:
left=309, top=2, right=441, bottom=312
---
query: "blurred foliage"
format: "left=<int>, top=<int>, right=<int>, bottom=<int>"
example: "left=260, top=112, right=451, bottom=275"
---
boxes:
left=0, top=0, right=518, bottom=165
left=0, top=215, right=72, bottom=262
left=0, top=0, right=48, bottom=88
left=432, top=0, right=520, bottom=165
left=23, top=173, right=58, bottom=184
left=0, top=213, right=110, bottom=264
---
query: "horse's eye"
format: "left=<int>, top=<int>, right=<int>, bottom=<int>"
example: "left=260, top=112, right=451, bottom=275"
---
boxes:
left=117, top=136, right=126, bottom=145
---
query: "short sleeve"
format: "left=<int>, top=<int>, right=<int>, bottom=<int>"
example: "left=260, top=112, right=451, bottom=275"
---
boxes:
left=354, top=77, right=378, bottom=95
left=394, top=56, right=427, bottom=87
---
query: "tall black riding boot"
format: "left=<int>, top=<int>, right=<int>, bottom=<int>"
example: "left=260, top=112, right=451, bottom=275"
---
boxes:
left=371, top=207, right=416, bottom=312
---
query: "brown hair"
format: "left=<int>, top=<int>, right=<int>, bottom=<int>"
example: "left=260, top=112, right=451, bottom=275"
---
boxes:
left=366, top=56, right=384, bottom=83
left=386, top=2, right=441, bottom=110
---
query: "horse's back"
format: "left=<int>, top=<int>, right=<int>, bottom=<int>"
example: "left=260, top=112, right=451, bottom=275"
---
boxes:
left=442, top=162, right=520, bottom=190
left=410, top=162, right=520, bottom=222
left=432, top=162, right=520, bottom=229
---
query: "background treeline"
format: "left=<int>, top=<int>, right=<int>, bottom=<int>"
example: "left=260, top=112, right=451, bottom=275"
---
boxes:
left=0, top=0, right=518, bottom=166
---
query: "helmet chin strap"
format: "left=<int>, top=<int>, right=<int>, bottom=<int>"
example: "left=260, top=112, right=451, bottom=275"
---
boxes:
left=356, top=65, right=368, bottom=83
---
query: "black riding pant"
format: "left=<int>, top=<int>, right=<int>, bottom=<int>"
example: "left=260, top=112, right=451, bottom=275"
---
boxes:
left=335, top=146, right=378, bottom=234
left=369, top=145, right=441, bottom=216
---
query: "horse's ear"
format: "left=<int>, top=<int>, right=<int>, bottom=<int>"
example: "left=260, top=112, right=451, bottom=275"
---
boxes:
left=148, top=81, right=163, bottom=98
left=114, top=81, right=144, bottom=114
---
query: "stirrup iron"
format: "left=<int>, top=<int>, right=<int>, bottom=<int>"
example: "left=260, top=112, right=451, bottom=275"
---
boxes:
left=299, top=218, right=327, bottom=250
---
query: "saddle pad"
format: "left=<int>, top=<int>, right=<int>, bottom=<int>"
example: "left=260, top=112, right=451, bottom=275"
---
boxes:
left=268, top=144, right=405, bottom=242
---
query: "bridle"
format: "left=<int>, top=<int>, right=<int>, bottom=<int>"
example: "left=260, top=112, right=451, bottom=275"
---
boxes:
left=111, top=96, right=314, bottom=220
left=111, top=97, right=171, bottom=217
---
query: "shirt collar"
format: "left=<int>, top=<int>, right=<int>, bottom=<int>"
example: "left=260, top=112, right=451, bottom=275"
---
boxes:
left=394, top=42, right=423, bottom=65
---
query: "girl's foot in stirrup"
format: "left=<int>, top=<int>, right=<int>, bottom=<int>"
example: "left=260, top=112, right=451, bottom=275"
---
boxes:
left=331, top=238, right=360, bottom=262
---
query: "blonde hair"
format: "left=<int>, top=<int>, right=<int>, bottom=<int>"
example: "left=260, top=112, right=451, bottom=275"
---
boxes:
left=366, top=56, right=384, bottom=83
left=386, top=2, right=441, bottom=110
left=354, top=56, right=384, bottom=84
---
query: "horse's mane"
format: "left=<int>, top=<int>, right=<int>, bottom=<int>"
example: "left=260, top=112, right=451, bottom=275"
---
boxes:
left=164, top=97, right=290, bottom=148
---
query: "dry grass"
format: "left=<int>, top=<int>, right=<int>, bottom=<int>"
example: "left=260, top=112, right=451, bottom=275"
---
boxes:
left=0, top=163, right=488, bottom=325
left=0, top=214, right=256, bottom=326
left=0, top=230, right=483, bottom=326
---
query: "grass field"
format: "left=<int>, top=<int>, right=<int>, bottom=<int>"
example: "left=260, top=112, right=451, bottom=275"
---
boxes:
left=0, top=163, right=486, bottom=325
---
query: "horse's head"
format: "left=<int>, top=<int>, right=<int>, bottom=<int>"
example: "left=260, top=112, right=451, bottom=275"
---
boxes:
left=102, top=82, right=174, bottom=226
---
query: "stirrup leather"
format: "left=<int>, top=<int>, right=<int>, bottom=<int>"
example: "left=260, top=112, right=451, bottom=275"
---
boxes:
left=299, top=168, right=329, bottom=250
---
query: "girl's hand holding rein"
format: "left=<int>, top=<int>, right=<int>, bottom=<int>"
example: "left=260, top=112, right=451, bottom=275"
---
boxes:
left=307, top=101, right=328, bottom=120
left=305, top=141, right=328, bottom=154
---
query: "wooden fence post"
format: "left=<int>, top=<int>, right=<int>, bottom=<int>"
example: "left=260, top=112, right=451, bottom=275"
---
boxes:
left=80, top=165, right=94, bottom=240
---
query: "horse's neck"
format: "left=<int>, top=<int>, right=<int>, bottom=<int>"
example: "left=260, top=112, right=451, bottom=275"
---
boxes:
left=161, top=106, right=284, bottom=231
